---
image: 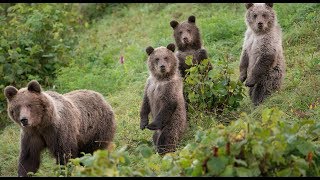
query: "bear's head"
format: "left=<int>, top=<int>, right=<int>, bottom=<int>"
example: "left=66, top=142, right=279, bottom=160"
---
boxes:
left=146, top=43, right=178, bottom=80
left=4, top=80, right=48, bottom=128
left=170, top=15, right=202, bottom=51
left=245, top=3, right=276, bottom=34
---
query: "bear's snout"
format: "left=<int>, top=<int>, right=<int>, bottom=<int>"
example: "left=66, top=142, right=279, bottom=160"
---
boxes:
left=160, top=65, right=166, bottom=72
left=20, top=117, right=28, bottom=126
left=183, top=37, right=189, bottom=43
left=258, top=22, right=263, bottom=29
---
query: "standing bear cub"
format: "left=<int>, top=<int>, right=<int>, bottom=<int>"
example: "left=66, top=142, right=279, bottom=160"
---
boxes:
left=239, top=3, right=285, bottom=106
left=4, top=80, right=116, bottom=177
left=170, top=15, right=211, bottom=78
left=140, top=43, right=187, bottom=155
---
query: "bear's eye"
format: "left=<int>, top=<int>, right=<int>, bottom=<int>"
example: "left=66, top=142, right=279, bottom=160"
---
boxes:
left=179, top=31, right=183, bottom=34
left=164, top=57, right=168, bottom=60
left=262, top=14, right=267, bottom=18
left=155, top=58, right=159, bottom=62
left=187, top=29, right=191, bottom=33
left=253, top=14, right=257, bottom=18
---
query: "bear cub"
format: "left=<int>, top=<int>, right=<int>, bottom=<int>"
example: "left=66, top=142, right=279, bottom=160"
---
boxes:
left=140, top=43, right=187, bottom=155
left=4, top=80, right=116, bottom=177
left=239, top=3, right=285, bottom=106
left=170, top=15, right=211, bottom=78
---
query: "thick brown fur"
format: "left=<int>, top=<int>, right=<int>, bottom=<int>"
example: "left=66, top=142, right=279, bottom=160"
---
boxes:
left=140, top=43, right=187, bottom=155
left=239, top=3, right=285, bottom=106
left=4, top=80, right=116, bottom=177
left=170, top=15, right=211, bottom=78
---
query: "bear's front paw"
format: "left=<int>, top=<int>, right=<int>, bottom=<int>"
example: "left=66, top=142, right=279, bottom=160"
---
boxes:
left=195, top=49, right=208, bottom=62
left=198, top=49, right=207, bottom=56
left=239, top=74, right=247, bottom=83
left=245, top=78, right=256, bottom=87
left=146, top=122, right=162, bottom=130
left=140, top=119, right=148, bottom=130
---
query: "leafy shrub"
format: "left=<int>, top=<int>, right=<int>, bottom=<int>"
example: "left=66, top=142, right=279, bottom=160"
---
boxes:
left=0, top=3, right=84, bottom=113
left=54, top=107, right=320, bottom=177
left=78, top=3, right=129, bottom=23
left=183, top=56, right=245, bottom=114
left=165, top=107, right=320, bottom=177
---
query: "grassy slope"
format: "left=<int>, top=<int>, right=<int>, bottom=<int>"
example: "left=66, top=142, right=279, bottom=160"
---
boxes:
left=0, top=3, right=319, bottom=176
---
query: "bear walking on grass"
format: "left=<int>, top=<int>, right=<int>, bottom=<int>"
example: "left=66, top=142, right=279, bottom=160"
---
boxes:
left=239, top=3, right=286, bottom=106
left=170, top=15, right=211, bottom=78
left=140, top=43, right=187, bottom=155
left=4, top=80, right=116, bottom=177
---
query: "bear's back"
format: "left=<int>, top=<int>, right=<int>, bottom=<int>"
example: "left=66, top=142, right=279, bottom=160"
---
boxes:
left=62, top=90, right=115, bottom=147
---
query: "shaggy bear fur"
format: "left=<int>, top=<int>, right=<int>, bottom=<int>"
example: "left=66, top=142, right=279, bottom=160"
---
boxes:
left=4, top=80, right=116, bottom=177
left=239, top=3, right=285, bottom=106
left=170, top=15, right=211, bottom=78
left=140, top=43, right=187, bottom=155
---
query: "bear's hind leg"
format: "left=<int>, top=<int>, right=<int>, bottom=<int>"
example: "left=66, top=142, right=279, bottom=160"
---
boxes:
left=156, top=129, right=178, bottom=155
left=152, top=131, right=160, bottom=147
left=251, top=81, right=269, bottom=106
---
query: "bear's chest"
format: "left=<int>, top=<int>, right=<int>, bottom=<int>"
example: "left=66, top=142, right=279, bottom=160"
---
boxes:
left=246, top=35, right=266, bottom=68
left=147, top=81, right=167, bottom=103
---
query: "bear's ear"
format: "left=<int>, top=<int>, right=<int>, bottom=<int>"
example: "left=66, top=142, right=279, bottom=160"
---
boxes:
left=170, top=20, right=179, bottom=29
left=146, top=46, right=154, bottom=56
left=245, top=3, right=254, bottom=9
left=188, top=15, right=196, bottom=23
left=4, top=86, right=18, bottom=101
left=167, top=43, right=175, bottom=52
left=265, top=3, right=273, bottom=8
left=27, top=80, right=42, bottom=93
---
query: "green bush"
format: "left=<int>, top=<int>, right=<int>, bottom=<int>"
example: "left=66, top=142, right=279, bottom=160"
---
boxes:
left=0, top=3, right=84, bottom=113
left=54, top=107, right=320, bottom=177
left=184, top=55, right=245, bottom=114
left=78, top=3, right=129, bottom=23
left=167, top=107, right=320, bottom=177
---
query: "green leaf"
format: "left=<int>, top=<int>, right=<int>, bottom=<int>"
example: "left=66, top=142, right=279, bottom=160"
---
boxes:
left=179, top=157, right=191, bottom=169
left=220, top=165, right=234, bottom=177
left=252, top=143, right=265, bottom=159
left=191, top=160, right=203, bottom=176
left=0, top=55, right=5, bottom=63
left=185, top=56, right=193, bottom=66
left=235, top=167, right=252, bottom=177
left=161, top=155, right=173, bottom=170
left=234, top=158, right=247, bottom=167
left=261, top=108, right=272, bottom=123
left=296, top=140, right=314, bottom=155
left=206, top=156, right=229, bottom=175
left=137, top=144, right=153, bottom=158
left=201, top=59, right=209, bottom=66
left=276, top=168, right=292, bottom=177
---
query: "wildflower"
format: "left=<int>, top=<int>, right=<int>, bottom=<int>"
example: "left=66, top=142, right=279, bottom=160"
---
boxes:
left=119, top=55, right=124, bottom=64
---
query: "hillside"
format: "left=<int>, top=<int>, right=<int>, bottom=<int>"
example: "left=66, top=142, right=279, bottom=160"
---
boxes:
left=0, top=3, right=319, bottom=176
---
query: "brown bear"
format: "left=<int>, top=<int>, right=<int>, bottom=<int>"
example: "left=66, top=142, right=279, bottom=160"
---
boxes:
left=140, top=43, right=187, bottom=155
left=4, top=80, right=116, bottom=177
left=239, top=3, right=285, bottom=106
left=170, top=15, right=211, bottom=78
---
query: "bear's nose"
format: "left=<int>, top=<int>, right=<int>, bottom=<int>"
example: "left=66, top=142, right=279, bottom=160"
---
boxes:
left=258, top=22, right=263, bottom=26
left=183, top=37, right=188, bottom=42
left=20, top=118, right=28, bottom=126
left=160, top=65, right=165, bottom=69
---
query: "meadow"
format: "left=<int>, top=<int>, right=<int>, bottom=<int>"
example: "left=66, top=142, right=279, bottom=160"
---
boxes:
left=0, top=3, right=319, bottom=176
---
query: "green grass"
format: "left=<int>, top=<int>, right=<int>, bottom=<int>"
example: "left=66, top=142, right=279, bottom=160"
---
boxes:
left=0, top=3, right=319, bottom=176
